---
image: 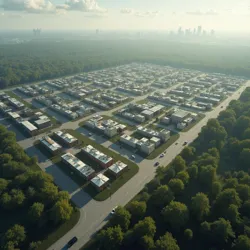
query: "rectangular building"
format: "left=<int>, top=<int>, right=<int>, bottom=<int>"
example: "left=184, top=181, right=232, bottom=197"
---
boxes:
left=171, top=110, right=190, bottom=124
left=21, top=120, right=38, bottom=136
left=61, top=153, right=95, bottom=180
left=54, top=130, right=78, bottom=147
left=34, top=115, right=51, bottom=129
left=82, top=145, right=113, bottom=168
left=39, top=136, right=62, bottom=155
left=91, top=173, right=109, bottom=192
left=108, top=161, right=128, bottom=177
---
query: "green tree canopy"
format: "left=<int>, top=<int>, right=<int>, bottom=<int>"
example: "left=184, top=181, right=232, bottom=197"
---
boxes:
left=191, top=192, right=210, bottom=221
left=155, top=232, right=180, bottom=250
left=150, top=185, right=174, bottom=208
left=110, top=206, right=131, bottom=231
left=168, top=179, right=184, bottom=195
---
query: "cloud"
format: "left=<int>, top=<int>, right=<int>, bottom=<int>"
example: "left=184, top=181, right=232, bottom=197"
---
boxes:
left=1, top=0, right=56, bottom=13
left=135, top=11, right=159, bottom=18
left=58, top=0, right=107, bottom=13
left=120, top=8, right=133, bottom=14
left=83, top=12, right=107, bottom=18
left=186, top=9, right=218, bottom=16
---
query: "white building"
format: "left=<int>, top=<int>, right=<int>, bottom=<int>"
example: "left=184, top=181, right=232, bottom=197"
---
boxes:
left=21, top=120, right=38, bottom=135
left=108, top=161, right=127, bottom=177
left=39, top=136, right=62, bottom=154
left=177, top=122, right=187, bottom=130
left=54, top=131, right=78, bottom=147
left=61, top=153, right=95, bottom=180
left=91, top=173, right=109, bottom=191
left=161, top=117, right=170, bottom=125
left=120, top=134, right=139, bottom=148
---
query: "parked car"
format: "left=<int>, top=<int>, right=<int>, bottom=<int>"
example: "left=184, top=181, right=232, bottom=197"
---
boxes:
left=111, top=206, right=118, bottom=215
left=88, top=132, right=92, bottom=136
left=183, top=141, right=188, bottom=146
left=67, top=236, right=78, bottom=248
left=160, top=154, right=164, bottom=158
left=131, top=155, right=135, bottom=160
left=154, top=162, right=160, bottom=167
left=221, top=106, right=223, bottom=108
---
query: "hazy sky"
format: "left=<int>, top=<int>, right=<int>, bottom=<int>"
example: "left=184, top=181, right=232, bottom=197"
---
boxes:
left=0, top=0, right=250, bottom=31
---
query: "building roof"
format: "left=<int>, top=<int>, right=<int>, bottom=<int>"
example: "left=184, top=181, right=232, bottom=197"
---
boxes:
left=61, top=153, right=95, bottom=178
left=40, top=136, right=62, bottom=152
left=8, top=112, right=20, bottom=119
left=54, top=131, right=78, bottom=144
left=109, top=161, right=127, bottom=174
left=149, top=104, right=164, bottom=112
left=82, top=145, right=113, bottom=164
left=21, top=120, right=37, bottom=132
left=172, top=109, right=190, bottom=119
left=91, top=173, right=109, bottom=187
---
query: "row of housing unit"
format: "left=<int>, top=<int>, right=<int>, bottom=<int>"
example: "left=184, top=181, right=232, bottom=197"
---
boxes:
left=120, top=127, right=170, bottom=155
left=117, top=103, right=164, bottom=123
left=85, top=115, right=127, bottom=138
left=39, top=133, right=128, bottom=191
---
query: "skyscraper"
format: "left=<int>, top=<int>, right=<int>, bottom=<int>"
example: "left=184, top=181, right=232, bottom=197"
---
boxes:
left=197, top=26, right=202, bottom=35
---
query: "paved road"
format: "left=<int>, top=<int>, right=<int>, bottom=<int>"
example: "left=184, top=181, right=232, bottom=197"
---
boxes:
left=43, top=82, right=250, bottom=250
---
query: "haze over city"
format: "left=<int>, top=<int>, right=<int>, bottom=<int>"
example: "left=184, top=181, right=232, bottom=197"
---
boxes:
left=0, top=0, right=250, bottom=32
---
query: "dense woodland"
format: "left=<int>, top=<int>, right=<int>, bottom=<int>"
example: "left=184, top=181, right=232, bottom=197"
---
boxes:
left=1, top=40, right=250, bottom=88
left=90, top=87, right=250, bottom=250
left=0, top=126, right=75, bottom=250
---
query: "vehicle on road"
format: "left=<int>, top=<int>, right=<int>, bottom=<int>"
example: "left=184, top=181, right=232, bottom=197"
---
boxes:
left=88, top=132, right=92, bottom=136
left=154, top=162, right=159, bottom=167
left=175, top=142, right=178, bottom=145
left=111, top=206, right=118, bottom=215
left=67, top=236, right=78, bottom=248
left=221, top=106, right=223, bottom=108
left=160, top=154, right=164, bottom=158
left=183, top=141, right=188, bottom=146
left=131, top=155, right=135, bottom=160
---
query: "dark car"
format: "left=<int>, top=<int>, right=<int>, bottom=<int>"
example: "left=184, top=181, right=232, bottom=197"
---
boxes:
left=183, top=141, right=188, bottom=146
left=154, top=162, right=159, bottom=167
left=67, top=236, right=78, bottom=248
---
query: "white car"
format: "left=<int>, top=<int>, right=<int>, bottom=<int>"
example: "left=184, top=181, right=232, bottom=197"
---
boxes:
left=111, top=206, right=118, bottom=215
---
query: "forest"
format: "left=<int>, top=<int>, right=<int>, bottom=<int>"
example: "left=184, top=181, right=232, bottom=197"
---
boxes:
left=86, top=87, right=250, bottom=250
left=0, top=126, right=76, bottom=250
left=1, top=40, right=250, bottom=88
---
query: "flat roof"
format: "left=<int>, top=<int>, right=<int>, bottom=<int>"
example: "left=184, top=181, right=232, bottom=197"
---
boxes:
left=109, top=161, right=127, bottom=174
left=54, top=131, right=78, bottom=144
left=61, top=153, right=95, bottom=178
left=40, top=136, right=61, bottom=152
left=91, top=173, right=109, bottom=187
left=8, top=111, right=20, bottom=119
left=82, top=145, right=113, bottom=164
left=21, top=120, right=37, bottom=132
left=172, top=109, right=190, bottom=119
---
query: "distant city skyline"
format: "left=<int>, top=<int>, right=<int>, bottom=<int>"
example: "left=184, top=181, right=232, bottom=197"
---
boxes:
left=0, top=0, right=250, bottom=32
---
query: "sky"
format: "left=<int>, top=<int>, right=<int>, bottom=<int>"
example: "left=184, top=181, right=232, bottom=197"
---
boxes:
left=0, top=0, right=250, bottom=32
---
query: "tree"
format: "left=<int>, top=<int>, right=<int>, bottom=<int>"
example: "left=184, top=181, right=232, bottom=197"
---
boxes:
left=140, top=235, right=155, bottom=250
left=0, top=178, right=8, bottom=195
left=40, top=182, right=58, bottom=204
left=225, top=204, right=241, bottom=225
left=57, top=191, right=70, bottom=201
left=150, top=185, right=174, bottom=207
left=28, top=202, right=44, bottom=222
left=210, top=218, right=235, bottom=245
left=211, top=181, right=222, bottom=198
left=232, top=235, right=250, bottom=250
left=140, top=192, right=150, bottom=203
left=236, top=184, right=250, bottom=202
left=155, top=232, right=180, bottom=250
left=187, top=165, right=198, bottom=180
left=98, top=226, right=123, bottom=250
left=242, top=200, right=250, bottom=218
left=29, top=241, right=41, bottom=250
left=191, top=192, right=210, bottom=221
left=127, top=201, right=146, bottom=220
left=224, top=178, right=239, bottom=189
left=184, top=229, right=193, bottom=240
left=168, top=178, right=184, bottom=195
left=215, top=188, right=242, bottom=215
left=181, top=146, right=196, bottom=162
left=4, top=224, right=26, bottom=247
left=176, top=171, right=190, bottom=185
left=234, top=116, right=250, bottom=138
left=172, top=156, right=186, bottom=173
left=240, top=148, right=250, bottom=171
left=110, top=206, right=131, bottom=231
left=162, top=201, right=189, bottom=231
left=133, top=217, right=156, bottom=239
left=146, top=178, right=161, bottom=193
left=199, top=165, right=216, bottom=188
left=243, top=128, right=250, bottom=139
left=50, top=200, right=73, bottom=225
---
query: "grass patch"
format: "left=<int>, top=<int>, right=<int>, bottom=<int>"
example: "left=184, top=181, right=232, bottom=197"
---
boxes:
left=182, top=114, right=206, bottom=132
left=136, top=99, right=148, bottom=104
left=65, top=129, right=139, bottom=201
left=6, top=91, right=35, bottom=109
left=37, top=208, right=80, bottom=250
left=146, top=133, right=180, bottom=160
